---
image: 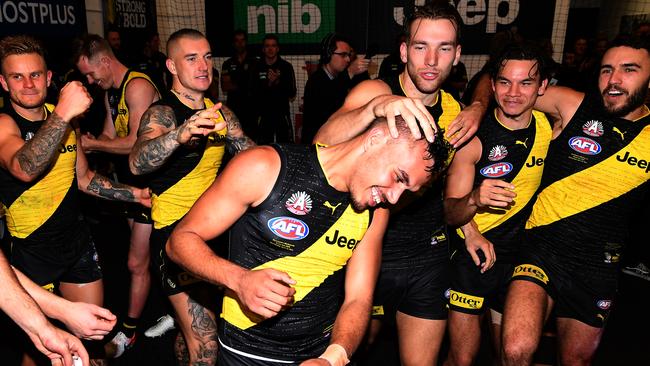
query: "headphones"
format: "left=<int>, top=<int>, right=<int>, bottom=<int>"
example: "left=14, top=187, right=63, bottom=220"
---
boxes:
left=319, top=33, right=339, bottom=65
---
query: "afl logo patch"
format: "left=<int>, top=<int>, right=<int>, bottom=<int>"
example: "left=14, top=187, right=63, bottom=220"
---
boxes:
left=582, top=120, right=603, bottom=137
left=488, top=145, right=508, bottom=161
left=596, top=300, right=611, bottom=310
left=267, top=217, right=309, bottom=240
left=480, top=162, right=513, bottom=178
left=569, top=136, right=601, bottom=155
left=285, top=191, right=312, bottom=215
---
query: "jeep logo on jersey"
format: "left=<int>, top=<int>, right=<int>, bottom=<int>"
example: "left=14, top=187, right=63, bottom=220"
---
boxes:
left=569, top=136, right=601, bottom=155
left=480, top=162, right=513, bottom=178
left=267, top=217, right=309, bottom=240
left=285, top=191, right=312, bottom=215
left=597, top=300, right=612, bottom=310
left=582, top=120, right=603, bottom=137
left=488, top=145, right=508, bottom=161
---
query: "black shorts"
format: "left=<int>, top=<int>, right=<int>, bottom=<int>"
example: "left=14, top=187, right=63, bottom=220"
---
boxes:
left=372, top=259, right=450, bottom=321
left=448, top=247, right=514, bottom=315
left=511, top=247, right=616, bottom=328
left=217, top=338, right=300, bottom=365
left=151, top=224, right=201, bottom=296
left=10, top=229, right=102, bottom=287
left=124, top=202, right=152, bottom=224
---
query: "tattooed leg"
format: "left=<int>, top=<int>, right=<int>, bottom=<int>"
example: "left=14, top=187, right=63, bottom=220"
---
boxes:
left=175, top=332, right=190, bottom=366
left=169, top=291, right=218, bottom=366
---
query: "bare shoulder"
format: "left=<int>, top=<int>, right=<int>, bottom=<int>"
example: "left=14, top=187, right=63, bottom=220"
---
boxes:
left=0, top=113, right=20, bottom=136
left=227, top=145, right=281, bottom=175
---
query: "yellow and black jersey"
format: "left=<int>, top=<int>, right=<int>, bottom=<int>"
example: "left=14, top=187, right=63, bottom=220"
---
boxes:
left=379, top=75, right=459, bottom=265
left=148, top=91, right=227, bottom=229
left=220, top=144, right=371, bottom=362
left=0, top=103, right=86, bottom=246
left=107, top=70, right=158, bottom=138
left=526, top=92, right=650, bottom=273
left=451, top=109, right=551, bottom=260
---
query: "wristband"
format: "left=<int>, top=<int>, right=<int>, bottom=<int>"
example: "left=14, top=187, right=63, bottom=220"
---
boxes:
left=318, top=343, right=349, bottom=366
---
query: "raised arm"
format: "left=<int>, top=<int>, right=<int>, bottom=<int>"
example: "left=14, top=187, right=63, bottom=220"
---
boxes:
left=302, top=208, right=389, bottom=366
left=81, top=79, right=159, bottom=155
left=314, top=79, right=437, bottom=145
left=168, top=146, right=295, bottom=319
left=220, top=103, right=256, bottom=155
left=0, top=81, right=91, bottom=182
left=129, top=103, right=225, bottom=175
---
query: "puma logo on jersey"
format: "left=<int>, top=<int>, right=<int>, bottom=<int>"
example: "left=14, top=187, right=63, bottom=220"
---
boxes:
left=515, top=138, right=528, bottom=148
left=323, top=201, right=341, bottom=215
left=612, top=127, right=627, bottom=141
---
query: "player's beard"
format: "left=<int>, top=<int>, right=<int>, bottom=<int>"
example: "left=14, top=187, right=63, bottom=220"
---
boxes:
left=602, top=77, right=650, bottom=118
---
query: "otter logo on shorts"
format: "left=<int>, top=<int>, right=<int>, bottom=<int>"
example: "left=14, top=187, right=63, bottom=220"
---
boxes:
left=449, top=290, right=484, bottom=310
left=512, top=264, right=549, bottom=284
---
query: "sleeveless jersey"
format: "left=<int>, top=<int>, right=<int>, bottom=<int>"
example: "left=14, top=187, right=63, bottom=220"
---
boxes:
left=526, top=93, right=650, bottom=279
left=107, top=70, right=158, bottom=138
left=0, top=103, right=84, bottom=245
left=148, top=92, right=227, bottom=229
left=220, top=144, right=371, bottom=361
left=451, top=109, right=552, bottom=260
left=380, top=74, right=460, bottom=265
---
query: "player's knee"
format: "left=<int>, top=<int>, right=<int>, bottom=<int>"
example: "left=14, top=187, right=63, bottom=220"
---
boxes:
left=127, top=255, right=149, bottom=275
left=447, top=349, right=475, bottom=366
left=502, top=334, right=537, bottom=365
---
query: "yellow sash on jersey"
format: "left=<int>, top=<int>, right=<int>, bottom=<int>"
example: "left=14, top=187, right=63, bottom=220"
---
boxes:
left=151, top=99, right=228, bottom=229
left=527, top=125, right=650, bottom=229
left=222, top=205, right=370, bottom=330
left=114, top=71, right=158, bottom=137
left=458, top=110, right=551, bottom=238
left=6, top=104, right=77, bottom=238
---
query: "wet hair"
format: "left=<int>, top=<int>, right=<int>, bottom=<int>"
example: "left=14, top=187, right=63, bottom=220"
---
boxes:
left=403, top=0, right=462, bottom=45
left=371, top=115, right=451, bottom=176
left=489, top=41, right=551, bottom=83
left=166, top=28, right=206, bottom=56
left=71, top=34, right=113, bottom=64
left=608, top=34, right=650, bottom=55
left=0, top=35, right=47, bottom=72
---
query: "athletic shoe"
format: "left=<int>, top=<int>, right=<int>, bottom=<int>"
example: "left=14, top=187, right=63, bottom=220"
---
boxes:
left=144, top=314, right=175, bottom=338
left=622, top=262, right=650, bottom=281
left=107, top=331, right=136, bottom=358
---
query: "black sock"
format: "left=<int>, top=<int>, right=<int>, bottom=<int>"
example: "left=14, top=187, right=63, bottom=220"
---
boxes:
left=122, top=317, right=139, bottom=338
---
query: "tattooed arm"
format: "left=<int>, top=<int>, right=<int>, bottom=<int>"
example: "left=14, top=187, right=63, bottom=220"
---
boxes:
left=0, top=81, right=92, bottom=182
left=220, top=104, right=255, bottom=155
left=75, top=131, right=151, bottom=206
left=129, top=104, right=226, bottom=175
